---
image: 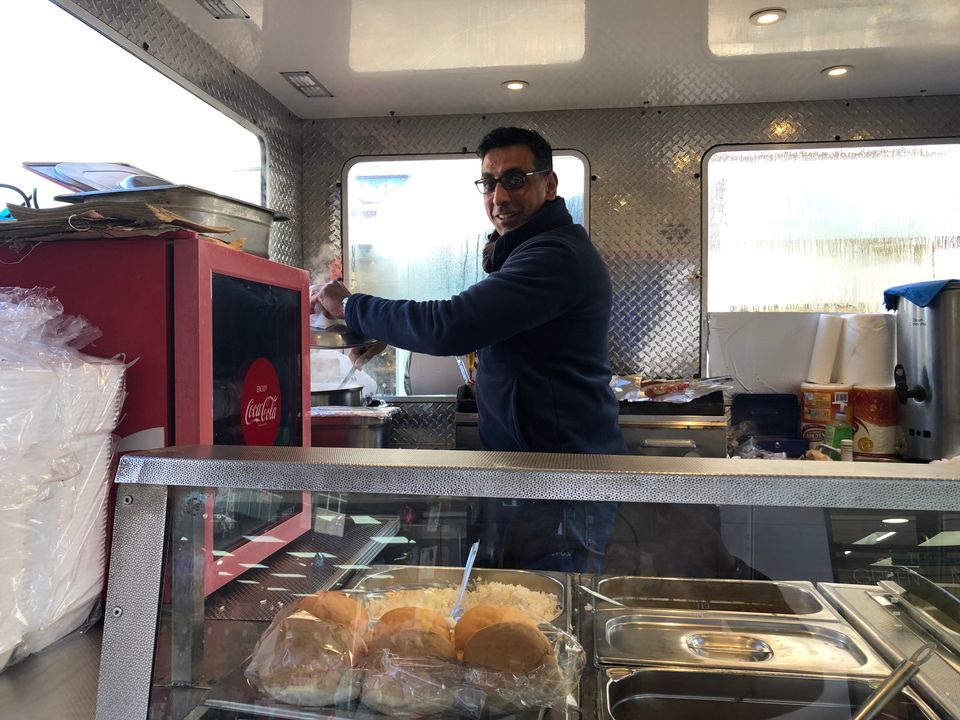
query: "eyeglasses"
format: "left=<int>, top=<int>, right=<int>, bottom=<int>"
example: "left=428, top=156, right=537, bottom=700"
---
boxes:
left=474, top=169, right=551, bottom=194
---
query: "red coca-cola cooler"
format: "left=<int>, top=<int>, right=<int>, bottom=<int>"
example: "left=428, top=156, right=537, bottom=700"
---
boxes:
left=0, top=232, right=311, bottom=594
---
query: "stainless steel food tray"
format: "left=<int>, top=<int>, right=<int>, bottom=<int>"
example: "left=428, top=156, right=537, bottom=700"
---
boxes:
left=346, top=565, right=570, bottom=629
left=589, top=576, right=842, bottom=623
left=55, top=185, right=287, bottom=257
left=594, top=611, right=889, bottom=678
left=598, top=667, right=940, bottom=720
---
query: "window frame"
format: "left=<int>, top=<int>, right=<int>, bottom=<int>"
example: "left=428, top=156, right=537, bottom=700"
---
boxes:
left=341, top=150, right=591, bottom=287
left=47, top=0, right=268, bottom=205
left=699, top=137, right=960, bottom=372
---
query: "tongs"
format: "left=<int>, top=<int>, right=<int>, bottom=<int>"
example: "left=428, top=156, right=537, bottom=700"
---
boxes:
left=852, top=643, right=936, bottom=720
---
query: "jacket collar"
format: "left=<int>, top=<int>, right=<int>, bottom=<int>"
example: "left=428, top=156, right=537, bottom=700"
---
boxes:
left=483, top=197, right=572, bottom=273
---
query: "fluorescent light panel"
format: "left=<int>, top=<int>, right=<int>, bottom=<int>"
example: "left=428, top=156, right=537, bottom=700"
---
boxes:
left=349, top=0, right=585, bottom=72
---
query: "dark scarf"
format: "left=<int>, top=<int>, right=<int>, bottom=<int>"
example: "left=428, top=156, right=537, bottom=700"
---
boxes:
left=482, top=197, right=572, bottom=274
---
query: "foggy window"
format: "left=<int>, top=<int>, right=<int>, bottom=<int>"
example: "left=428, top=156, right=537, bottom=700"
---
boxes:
left=705, top=142, right=960, bottom=312
left=343, top=153, right=588, bottom=395
left=0, top=3, right=262, bottom=210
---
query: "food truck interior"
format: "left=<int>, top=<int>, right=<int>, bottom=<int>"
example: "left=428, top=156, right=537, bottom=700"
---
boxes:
left=0, top=1, right=959, bottom=719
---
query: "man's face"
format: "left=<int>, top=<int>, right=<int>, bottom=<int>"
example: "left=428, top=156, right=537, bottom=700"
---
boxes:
left=481, top=144, right=558, bottom=236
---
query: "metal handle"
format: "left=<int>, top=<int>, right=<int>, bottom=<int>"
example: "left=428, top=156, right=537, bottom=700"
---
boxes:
left=638, top=438, right=697, bottom=448
left=852, top=643, right=937, bottom=720
left=894, top=364, right=927, bottom=404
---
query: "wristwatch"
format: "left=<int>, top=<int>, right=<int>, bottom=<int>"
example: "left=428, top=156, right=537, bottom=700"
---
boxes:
left=341, top=295, right=350, bottom=318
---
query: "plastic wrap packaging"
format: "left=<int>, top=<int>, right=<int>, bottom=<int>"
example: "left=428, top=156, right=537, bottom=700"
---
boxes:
left=245, top=609, right=367, bottom=707
left=361, top=625, right=584, bottom=718
left=0, top=286, right=125, bottom=672
left=462, top=625, right=584, bottom=711
left=361, top=651, right=486, bottom=718
left=612, top=375, right=733, bottom=404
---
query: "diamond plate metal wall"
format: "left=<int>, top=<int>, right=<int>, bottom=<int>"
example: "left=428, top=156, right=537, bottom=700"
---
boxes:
left=60, top=0, right=303, bottom=266
left=387, top=400, right=456, bottom=450
left=302, top=96, right=960, bottom=377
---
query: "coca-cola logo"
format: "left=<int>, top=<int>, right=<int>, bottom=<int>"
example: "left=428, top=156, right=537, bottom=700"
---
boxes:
left=240, top=358, right=282, bottom=445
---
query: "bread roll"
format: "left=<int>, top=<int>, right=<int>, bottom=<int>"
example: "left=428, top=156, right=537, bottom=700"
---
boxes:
left=455, top=604, right=535, bottom=653
left=256, top=611, right=367, bottom=706
left=295, top=591, right=368, bottom=633
left=370, top=606, right=451, bottom=643
left=368, top=627, right=457, bottom=660
left=463, top=621, right=554, bottom=674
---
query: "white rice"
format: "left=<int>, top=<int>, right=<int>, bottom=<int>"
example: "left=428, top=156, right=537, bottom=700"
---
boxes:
left=362, top=581, right=559, bottom=623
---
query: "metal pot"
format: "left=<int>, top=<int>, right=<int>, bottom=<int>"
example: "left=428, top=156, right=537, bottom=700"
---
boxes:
left=310, top=383, right=363, bottom=407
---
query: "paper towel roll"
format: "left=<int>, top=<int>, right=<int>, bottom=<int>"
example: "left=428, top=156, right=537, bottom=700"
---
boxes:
left=850, top=385, right=898, bottom=459
left=836, top=313, right=896, bottom=386
left=806, top=315, right=844, bottom=384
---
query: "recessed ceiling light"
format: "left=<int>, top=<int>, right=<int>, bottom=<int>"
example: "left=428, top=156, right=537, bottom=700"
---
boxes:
left=749, top=7, right=787, bottom=25
left=502, top=80, right=529, bottom=91
left=281, top=71, right=334, bottom=98
left=822, top=65, right=854, bottom=78
left=882, top=517, right=910, bottom=525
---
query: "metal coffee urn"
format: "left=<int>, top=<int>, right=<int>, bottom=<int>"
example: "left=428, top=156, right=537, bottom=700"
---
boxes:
left=891, top=280, right=960, bottom=461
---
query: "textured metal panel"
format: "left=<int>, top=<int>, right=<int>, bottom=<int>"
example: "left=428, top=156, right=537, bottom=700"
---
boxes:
left=96, top=483, right=168, bottom=720
left=115, top=446, right=960, bottom=511
left=58, top=0, right=303, bottom=266
left=301, top=96, right=960, bottom=376
left=387, top=400, right=456, bottom=450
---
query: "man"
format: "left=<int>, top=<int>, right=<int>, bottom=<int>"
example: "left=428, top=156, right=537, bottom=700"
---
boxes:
left=313, top=126, right=624, bottom=455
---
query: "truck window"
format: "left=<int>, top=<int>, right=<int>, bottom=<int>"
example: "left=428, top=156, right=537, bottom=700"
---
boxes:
left=704, top=141, right=960, bottom=313
left=342, top=152, right=588, bottom=395
left=0, top=2, right=262, bottom=209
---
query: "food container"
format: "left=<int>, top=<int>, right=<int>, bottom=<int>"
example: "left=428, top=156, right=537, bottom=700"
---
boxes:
left=311, top=384, right=364, bottom=407
left=55, top=185, right=287, bottom=257
left=594, top=612, right=889, bottom=678
left=599, top=667, right=940, bottom=720
left=348, top=565, right=569, bottom=628
left=591, top=576, right=842, bottom=623
left=310, top=406, right=397, bottom=448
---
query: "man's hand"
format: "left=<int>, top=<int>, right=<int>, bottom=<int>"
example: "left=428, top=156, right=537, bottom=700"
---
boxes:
left=349, top=340, right=388, bottom=367
left=310, top=280, right=351, bottom=319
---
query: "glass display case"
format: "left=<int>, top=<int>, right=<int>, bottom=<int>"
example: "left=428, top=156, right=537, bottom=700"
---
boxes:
left=95, top=447, right=960, bottom=720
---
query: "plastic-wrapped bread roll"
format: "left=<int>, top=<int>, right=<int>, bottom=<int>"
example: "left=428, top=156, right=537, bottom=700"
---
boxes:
left=455, top=604, right=536, bottom=654
left=462, top=621, right=555, bottom=674
left=295, top=590, right=369, bottom=634
left=248, top=610, right=367, bottom=706
left=361, top=607, right=463, bottom=717
left=369, top=606, right=451, bottom=644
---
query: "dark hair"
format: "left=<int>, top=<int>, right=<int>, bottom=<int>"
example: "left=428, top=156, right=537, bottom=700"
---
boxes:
left=476, top=127, right=553, bottom=170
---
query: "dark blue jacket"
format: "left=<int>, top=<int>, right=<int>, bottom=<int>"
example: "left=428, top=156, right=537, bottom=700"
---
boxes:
left=345, top=197, right=625, bottom=455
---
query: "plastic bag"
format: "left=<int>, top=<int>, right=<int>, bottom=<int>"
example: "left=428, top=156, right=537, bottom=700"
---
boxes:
left=245, top=609, right=367, bottom=707
left=612, top=374, right=734, bottom=404
left=734, top=437, right=787, bottom=460
left=361, top=651, right=486, bottom=719
left=0, top=286, right=124, bottom=672
left=360, top=625, right=584, bottom=718
left=463, top=624, right=585, bottom=711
